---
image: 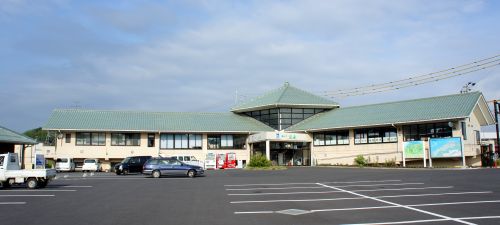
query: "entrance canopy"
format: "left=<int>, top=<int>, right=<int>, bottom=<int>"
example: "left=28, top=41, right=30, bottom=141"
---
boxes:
left=248, top=131, right=311, bottom=144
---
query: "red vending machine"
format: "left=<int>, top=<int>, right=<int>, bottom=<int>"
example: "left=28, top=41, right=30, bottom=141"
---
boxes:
left=216, top=153, right=225, bottom=169
left=224, top=152, right=237, bottom=169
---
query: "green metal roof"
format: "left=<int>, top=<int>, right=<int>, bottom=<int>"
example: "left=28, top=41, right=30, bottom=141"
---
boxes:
left=0, top=126, right=38, bottom=144
left=287, top=92, right=484, bottom=132
left=231, top=82, right=338, bottom=112
left=44, top=109, right=274, bottom=133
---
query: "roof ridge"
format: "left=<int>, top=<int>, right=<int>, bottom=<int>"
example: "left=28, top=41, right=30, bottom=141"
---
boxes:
left=339, top=91, right=481, bottom=110
left=275, top=82, right=289, bottom=104
left=53, top=108, right=234, bottom=115
left=232, top=85, right=285, bottom=109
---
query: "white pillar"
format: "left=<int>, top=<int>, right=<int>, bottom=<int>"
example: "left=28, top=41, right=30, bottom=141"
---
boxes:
left=265, top=140, right=270, bottom=160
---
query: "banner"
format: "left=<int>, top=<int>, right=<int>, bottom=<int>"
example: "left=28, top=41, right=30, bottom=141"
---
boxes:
left=403, top=141, right=425, bottom=158
left=430, top=137, right=462, bottom=158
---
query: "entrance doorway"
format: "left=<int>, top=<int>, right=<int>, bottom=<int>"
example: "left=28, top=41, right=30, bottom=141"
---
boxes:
left=250, top=141, right=311, bottom=166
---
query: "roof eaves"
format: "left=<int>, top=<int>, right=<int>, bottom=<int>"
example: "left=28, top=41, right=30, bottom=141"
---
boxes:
left=287, top=116, right=470, bottom=132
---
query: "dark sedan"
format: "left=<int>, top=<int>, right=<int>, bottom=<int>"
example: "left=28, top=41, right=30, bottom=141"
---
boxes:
left=143, top=157, right=204, bottom=178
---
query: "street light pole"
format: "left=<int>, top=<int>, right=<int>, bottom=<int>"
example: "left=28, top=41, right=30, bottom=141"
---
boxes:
left=494, top=100, right=500, bottom=154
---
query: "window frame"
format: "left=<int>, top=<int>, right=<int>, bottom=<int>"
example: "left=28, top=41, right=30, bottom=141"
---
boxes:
left=207, top=134, right=246, bottom=149
left=160, top=133, right=202, bottom=149
left=111, top=133, right=140, bottom=146
left=313, top=130, right=350, bottom=146
left=76, top=132, right=106, bottom=146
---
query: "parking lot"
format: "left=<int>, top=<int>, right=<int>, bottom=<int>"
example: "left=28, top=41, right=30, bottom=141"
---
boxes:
left=1, top=167, right=500, bottom=225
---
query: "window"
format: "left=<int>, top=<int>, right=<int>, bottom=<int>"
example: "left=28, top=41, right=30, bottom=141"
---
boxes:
left=76, top=132, right=105, bottom=146
left=160, top=134, right=202, bottom=149
left=313, top=133, right=325, bottom=146
left=65, top=133, right=71, bottom=143
left=243, top=107, right=330, bottom=130
left=111, top=133, right=140, bottom=146
left=208, top=134, right=246, bottom=149
left=313, top=130, right=349, bottom=146
left=475, top=130, right=481, bottom=145
left=148, top=133, right=155, bottom=147
left=403, top=123, right=452, bottom=141
left=461, top=122, right=467, bottom=140
left=355, top=127, right=397, bottom=144
left=354, top=130, right=368, bottom=144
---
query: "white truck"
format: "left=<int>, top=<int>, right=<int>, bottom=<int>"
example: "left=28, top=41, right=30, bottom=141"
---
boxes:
left=0, top=153, right=56, bottom=189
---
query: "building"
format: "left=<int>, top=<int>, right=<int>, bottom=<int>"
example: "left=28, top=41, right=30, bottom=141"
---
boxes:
left=42, top=82, right=496, bottom=170
left=0, top=125, right=38, bottom=169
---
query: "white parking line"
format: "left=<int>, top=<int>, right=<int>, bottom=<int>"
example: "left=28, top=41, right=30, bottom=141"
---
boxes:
left=224, top=180, right=402, bottom=187
left=226, top=186, right=324, bottom=191
left=317, top=183, right=476, bottom=225
left=230, top=191, right=492, bottom=204
left=0, top=202, right=26, bottom=205
left=344, top=215, right=500, bottom=225
left=0, top=195, right=54, bottom=197
left=0, top=190, right=76, bottom=192
left=226, top=183, right=424, bottom=191
left=235, top=200, right=500, bottom=214
left=228, top=186, right=453, bottom=196
left=50, top=186, right=92, bottom=188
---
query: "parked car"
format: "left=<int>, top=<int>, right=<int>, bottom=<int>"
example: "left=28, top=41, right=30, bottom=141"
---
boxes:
left=55, top=157, right=75, bottom=172
left=82, top=159, right=101, bottom=172
left=173, top=155, right=205, bottom=169
left=114, top=156, right=152, bottom=175
left=143, top=157, right=204, bottom=178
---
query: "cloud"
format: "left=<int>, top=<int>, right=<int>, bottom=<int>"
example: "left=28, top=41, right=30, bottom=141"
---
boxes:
left=0, top=0, right=499, bottom=132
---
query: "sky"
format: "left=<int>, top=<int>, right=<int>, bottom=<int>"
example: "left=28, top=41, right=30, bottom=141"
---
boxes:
left=0, top=0, right=499, bottom=133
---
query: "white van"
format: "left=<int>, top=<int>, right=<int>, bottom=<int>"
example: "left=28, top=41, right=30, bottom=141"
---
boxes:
left=174, top=156, right=205, bottom=168
left=82, top=159, right=101, bottom=172
left=55, top=157, right=75, bottom=172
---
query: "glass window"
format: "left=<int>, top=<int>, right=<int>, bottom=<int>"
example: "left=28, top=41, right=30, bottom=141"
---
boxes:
left=208, top=134, right=246, bottom=149
left=368, top=129, right=382, bottom=143
left=313, top=133, right=325, bottom=146
left=355, top=129, right=368, bottom=144
left=208, top=135, right=221, bottom=149
left=280, top=108, right=291, bottom=113
left=221, top=135, right=233, bottom=147
left=65, top=133, right=71, bottom=143
left=111, top=133, right=140, bottom=146
left=383, top=128, right=397, bottom=142
left=403, top=123, right=453, bottom=141
left=76, top=133, right=90, bottom=145
left=76, top=132, right=105, bottom=146
left=188, top=134, right=202, bottom=149
left=337, top=131, right=349, bottom=145
left=148, top=133, right=155, bottom=147
left=160, top=133, right=201, bottom=149
left=325, top=133, right=336, bottom=145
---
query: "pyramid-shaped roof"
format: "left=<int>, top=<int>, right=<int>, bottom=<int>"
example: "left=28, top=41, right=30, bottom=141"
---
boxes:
left=231, top=82, right=339, bottom=113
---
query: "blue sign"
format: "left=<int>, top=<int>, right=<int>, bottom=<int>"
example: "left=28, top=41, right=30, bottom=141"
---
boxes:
left=429, top=137, right=462, bottom=158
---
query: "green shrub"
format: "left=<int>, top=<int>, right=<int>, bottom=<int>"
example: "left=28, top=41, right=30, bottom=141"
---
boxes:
left=248, top=153, right=272, bottom=168
left=354, top=155, right=367, bottom=167
left=384, top=159, right=396, bottom=167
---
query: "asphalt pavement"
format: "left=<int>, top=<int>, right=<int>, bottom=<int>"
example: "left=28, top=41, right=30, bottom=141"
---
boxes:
left=1, top=167, right=500, bottom=225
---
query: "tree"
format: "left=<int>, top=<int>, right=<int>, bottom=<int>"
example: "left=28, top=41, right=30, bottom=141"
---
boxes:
left=23, top=127, right=47, bottom=142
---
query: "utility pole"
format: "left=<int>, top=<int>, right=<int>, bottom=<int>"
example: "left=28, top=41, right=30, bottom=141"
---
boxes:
left=494, top=100, right=500, bottom=154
